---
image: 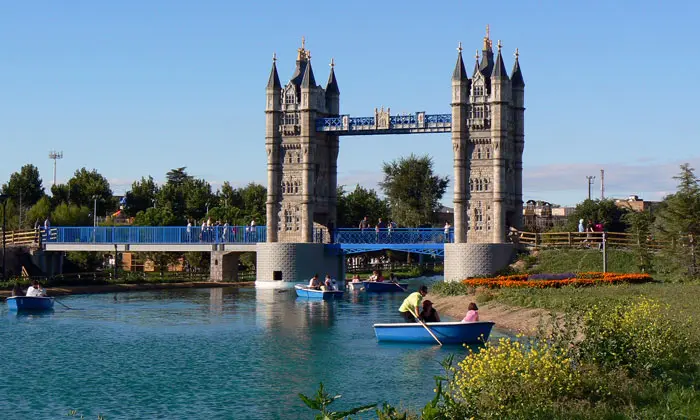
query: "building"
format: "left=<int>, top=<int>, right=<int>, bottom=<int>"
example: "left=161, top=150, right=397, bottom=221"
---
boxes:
left=614, top=195, right=656, bottom=213
left=523, top=200, right=574, bottom=231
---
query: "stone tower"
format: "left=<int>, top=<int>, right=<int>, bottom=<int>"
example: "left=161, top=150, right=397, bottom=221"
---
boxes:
left=444, top=27, right=525, bottom=280
left=452, top=28, right=525, bottom=244
left=265, top=39, right=340, bottom=243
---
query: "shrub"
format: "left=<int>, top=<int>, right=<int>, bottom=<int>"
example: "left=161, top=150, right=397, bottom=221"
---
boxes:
left=449, top=337, right=580, bottom=418
left=579, top=298, right=697, bottom=377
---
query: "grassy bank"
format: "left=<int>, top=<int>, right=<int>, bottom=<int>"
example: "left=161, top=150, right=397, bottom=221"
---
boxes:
left=518, top=248, right=642, bottom=274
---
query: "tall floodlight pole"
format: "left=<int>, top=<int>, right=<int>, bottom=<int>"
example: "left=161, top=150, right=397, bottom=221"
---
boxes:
left=600, top=169, right=605, bottom=200
left=586, top=176, right=596, bottom=200
left=49, top=150, right=64, bottom=186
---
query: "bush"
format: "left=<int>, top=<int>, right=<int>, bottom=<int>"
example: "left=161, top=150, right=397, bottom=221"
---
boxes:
left=449, top=337, right=580, bottom=418
left=579, top=298, right=697, bottom=377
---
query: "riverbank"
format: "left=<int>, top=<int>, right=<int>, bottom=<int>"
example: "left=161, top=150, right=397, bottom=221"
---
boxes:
left=0, top=281, right=255, bottom=298
left=428, top=293, right=551, bottom=334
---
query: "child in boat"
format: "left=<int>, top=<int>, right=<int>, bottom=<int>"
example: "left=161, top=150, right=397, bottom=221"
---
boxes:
left=462, top=302, right=479, bottom=322
left=322, top=274, right=334, bottom=291
left=368, top=270, right=378, bottom=282
left=420, top=300, right=440, bottom=322
left=351, top=274, right=361, bottom=283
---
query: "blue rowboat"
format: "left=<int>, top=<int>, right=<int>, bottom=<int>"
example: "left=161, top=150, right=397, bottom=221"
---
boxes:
left=7, top=296, right=55, bottom=311
left=362, top=281, right=409, bottom=293
left=373, top=321, right=495, bottom=344
left=295, top=285, right=344, bottom=300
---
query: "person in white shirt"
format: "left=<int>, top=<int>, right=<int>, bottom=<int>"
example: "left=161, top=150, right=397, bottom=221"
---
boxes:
left=26, top=281, right=46, bottom=297
left=308, top=274, right=321, bottom=289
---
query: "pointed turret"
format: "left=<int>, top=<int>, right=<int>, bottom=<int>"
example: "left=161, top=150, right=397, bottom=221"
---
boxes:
left=472, top=50, right=482, bottom=77
left=290, top=37, right=310, bottom=86
left=511, top=48, right=524, bottom=87
left=491, top=41, right=509, bottom=79
left=452, top=42, right=468, bottom=81
left=267, top=53, right=281, bottom=89
left=479, top=25, right=494, bottom=77
left=301, top=58, right=316, bottom=88
left=326, top=58, right=339, bottom=95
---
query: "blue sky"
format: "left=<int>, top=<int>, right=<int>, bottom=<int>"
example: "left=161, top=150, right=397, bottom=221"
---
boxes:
left=2, top=0, right=699, bottom=206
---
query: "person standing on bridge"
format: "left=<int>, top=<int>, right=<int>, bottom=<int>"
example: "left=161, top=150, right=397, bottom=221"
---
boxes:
left=444, top=222, right=451, bottom=242
left=358, top=216, right=369, bottom=231
left=186, top=220, right=192, bottom=242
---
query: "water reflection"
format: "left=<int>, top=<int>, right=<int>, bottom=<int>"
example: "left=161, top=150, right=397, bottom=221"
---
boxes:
left=295, top=298, right=337, bottom=329
left=7, top=310, right=55, bottom=320
left=209, top=288, right=223, bottom=315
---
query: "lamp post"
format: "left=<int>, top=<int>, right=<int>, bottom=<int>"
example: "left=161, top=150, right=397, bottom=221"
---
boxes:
left=0, top=194, right=8, bottom=281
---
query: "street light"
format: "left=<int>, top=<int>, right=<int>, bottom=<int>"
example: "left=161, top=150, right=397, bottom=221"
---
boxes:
left=0, top=194, right=8, bottom=281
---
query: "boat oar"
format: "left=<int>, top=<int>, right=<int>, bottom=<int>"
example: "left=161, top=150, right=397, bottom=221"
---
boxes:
left=53, top=298, right=80, bottom=310
left=409, top=308, right=442, bottom=346
left=392, top=282, right=407, bottom=292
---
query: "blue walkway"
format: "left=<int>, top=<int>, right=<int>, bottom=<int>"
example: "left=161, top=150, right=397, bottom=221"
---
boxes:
left=45, top=226, right=452, bottom=256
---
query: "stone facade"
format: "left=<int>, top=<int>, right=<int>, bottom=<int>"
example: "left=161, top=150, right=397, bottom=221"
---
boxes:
left=443, top=243, right=514, bottom=281
left=452, top=28, right=525, bottom=244
left=266, top=40, right=339, bottom=244
left=210, top=251, right=240, bottom=282
left=255, top=242, right=343, bottom=286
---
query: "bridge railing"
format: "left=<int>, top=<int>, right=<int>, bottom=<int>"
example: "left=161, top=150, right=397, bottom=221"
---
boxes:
left=334, top=228, right=452, bottom=244
left=0, top=228, right=41, bottom=246
left=46, top=226, right=269, bottom=245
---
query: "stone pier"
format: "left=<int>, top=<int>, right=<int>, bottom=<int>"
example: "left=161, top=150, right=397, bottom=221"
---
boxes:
left=255, top=243, right=343, bottom=288
left=210, top=251, right=240, bottom=282
left=443, top=243, right=514, bottom=281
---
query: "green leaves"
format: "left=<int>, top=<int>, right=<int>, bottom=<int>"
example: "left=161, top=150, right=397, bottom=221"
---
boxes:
left=380, top=154, right=448, bottom=227
left=298, top=382, right=376, bottom=419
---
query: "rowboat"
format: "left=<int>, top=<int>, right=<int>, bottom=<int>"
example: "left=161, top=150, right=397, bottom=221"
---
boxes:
left=363, top=281, right=408, bottom=293
left=6, top=296, right=55, bottom=311
left=373, top=321, right=495, bottom=344
left=295, top=285, right=344, bottom=300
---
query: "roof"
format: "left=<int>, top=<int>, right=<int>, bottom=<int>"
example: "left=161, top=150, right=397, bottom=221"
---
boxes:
left=301, top=60, right=316, bottom=88
left=452, top=51, right=468, bottom=81
left=267, top=61, right=281, bottom=89
left=511, top=56, right=524, bottom=87
left=326, top=66, right=339, bottom=95
left=491, top=49, right=508, bottom=78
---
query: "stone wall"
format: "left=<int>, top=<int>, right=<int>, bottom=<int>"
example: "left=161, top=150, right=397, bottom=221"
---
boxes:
left=255, top=243, right=343, bottom=287
left=210, top=251, right=240, bottom=282
left=443, top=243, right=514, bottom=282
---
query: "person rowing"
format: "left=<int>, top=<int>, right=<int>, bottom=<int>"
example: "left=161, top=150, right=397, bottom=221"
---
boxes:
left=398, top=285, right=428, bottom=322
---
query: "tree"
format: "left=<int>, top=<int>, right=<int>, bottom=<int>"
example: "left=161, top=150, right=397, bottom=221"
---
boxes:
left=184, top=178, right=216, bottom=221
left=380, top=154, right=449, bottom=227
left=624, top=209, right=655, bottom=272
left=1, top=164, right=45, bottom=207
left=124, top=176, right=159, bottom=217
left=51, top=203, right=91, bottom=226
left=654, top=163, right=700, bottom=276
left=219, top=181, right=243, bottom=209
left=565, top=199, right=629, bottom=233
left=166, top=167, right=191, bottom=185
left=133, top=207, right=180, bottom=226
left=66, top=168, right=114, bottom=216
left=25, top=196, right=52, bottom=228
left=336, top=185, right=389, bottom=227
left=238, top=183, right=266, bottom=224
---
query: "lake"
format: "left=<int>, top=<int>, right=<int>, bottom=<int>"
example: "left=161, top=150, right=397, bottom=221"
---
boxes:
left=0, top=280, right=506, bottom=419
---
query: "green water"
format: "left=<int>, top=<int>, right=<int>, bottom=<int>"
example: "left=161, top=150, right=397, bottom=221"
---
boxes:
left=1, top=282, right=506, bottom=419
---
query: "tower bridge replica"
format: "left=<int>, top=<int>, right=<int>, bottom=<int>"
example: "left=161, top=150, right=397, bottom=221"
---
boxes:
left=256, top=29, right=525, bottom=287
left=40, top=29, right=525, bottom=286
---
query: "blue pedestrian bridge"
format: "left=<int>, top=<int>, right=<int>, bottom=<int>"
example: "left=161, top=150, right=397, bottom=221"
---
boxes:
left=43, top=226, right=453, bottom=256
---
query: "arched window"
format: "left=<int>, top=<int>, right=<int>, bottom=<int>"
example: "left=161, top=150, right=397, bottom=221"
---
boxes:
left=483, top=178, right=489, bottom=191
left=294, top=181, right=299, bottom=194
left=476, top=147, right=482, bottom=160
left=469, top=179, right=474, bottom=191
left=485, top=147, right=491, bottom=159
left=285, top=89, right=296, bottom=105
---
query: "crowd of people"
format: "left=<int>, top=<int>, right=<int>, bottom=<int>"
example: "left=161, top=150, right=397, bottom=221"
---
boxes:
left=185, top=218, right=258, bottom=243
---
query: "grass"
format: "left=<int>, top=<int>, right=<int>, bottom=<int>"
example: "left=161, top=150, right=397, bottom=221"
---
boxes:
left=527, top=248, right=642, bottom=274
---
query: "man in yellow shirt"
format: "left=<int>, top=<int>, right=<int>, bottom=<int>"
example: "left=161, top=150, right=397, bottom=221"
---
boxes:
left=399, top=285, right=428, bottom=322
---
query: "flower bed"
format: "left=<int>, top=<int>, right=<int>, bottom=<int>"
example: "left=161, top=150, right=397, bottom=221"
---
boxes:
left=461, top=272, right=652, bottom=288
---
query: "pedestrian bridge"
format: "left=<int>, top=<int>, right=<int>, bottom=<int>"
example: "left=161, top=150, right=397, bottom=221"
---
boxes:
left=42, top=226, right=453, bottom=256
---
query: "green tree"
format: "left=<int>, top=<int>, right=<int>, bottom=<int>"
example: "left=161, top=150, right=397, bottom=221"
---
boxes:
left=66, top=168, right=114, bottom=216
left=124, top=176, right=159, bottom=217
left=133, top=207, right=180, bottom=226
left=654, top=163, right=700, bottom=277
left=25, top=196, right=52, bottom=228
left=51, top=203, right=91, bottom=226
left=336, top=185, right=389, bottom=227
left=380, top=154, right=449, bottom=227
left=624, top=209, right=655, bottom=272
left=565, top=199, right=629, bottom=232
left=1, top=164, right=45, bottom=207
left=50, top=183, right=70, bottom=207
left=184, top=178, right=216, bottom=221
left=166, top=167, right=191, bottom=185
left=238, top=183, right=266, bottom=224
left=218, top=181, right=243, bottom=209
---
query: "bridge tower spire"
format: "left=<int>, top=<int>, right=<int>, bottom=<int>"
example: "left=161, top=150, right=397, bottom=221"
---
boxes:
left=490, top=40, right=511, bottom=243
left=451, top=42, right=470, bottom=243
left=266, top=53, right=282, bottom=242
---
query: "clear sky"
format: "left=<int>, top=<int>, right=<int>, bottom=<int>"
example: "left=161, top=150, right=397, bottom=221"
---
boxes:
left=2, top=0, right=699, bottom=207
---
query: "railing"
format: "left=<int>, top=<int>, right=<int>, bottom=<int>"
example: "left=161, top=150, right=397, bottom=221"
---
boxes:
left=516, top=231, right=672, bottom=250
left=0, top=229, right=41, bottom=246
left=334, top=228, right=452, bottom=244
left=315, top=113, right=451, bottom=134
left=46, top=226, right=268, bottom=245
